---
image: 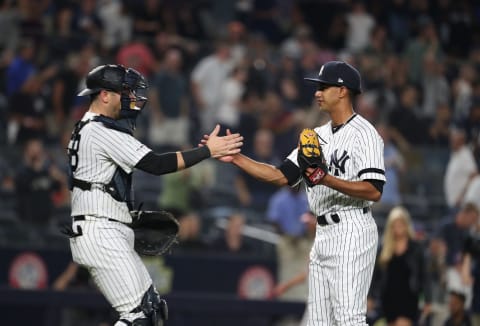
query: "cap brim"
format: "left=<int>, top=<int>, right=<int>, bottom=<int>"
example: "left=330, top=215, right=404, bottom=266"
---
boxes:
left=304, top=78, right=338, bottom=86
left=304, top=77, right=322, bottom=82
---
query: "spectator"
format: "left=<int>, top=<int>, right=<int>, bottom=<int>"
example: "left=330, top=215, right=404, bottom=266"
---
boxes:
left=436, top=203, right=479, bottom=310
left=372, top=206, right=432, bottom=325
left=421, top=53, right=450, bottom=120
left=115, top=40, right=155, bottom=78
left=452, top=63, right=477, bottom=121
left=388, top=85, right=429, bottom=146
left=216, top=65, right=248, bottom=132
left=461, top=218, right=480, bottom=326
left=344, top=1, right=376, bottom=54
left=175, top=212, right=209, bottom=252
left=210, top=212, right=253, bottom=255
left=443, top=291, right=472, bottom=326
left=373, top=122, right=405, bottom=214
left=14, top=138, right=67, bottom=226
left=444, top=127, right=478, bottom=210
left=428, top=103, right=453, bottom=147
left=6, top=38, right=36, bottom=97
left=403, top=15, right=443, bottom=86
left=97, top=0, right=132, bottom=55
left=148, top=48, right=190, bottom=149
left=190, top=38, right=234, bottom=134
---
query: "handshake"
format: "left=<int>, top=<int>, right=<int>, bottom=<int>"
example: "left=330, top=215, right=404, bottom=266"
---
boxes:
left=200, top=125, right=243, bottom=162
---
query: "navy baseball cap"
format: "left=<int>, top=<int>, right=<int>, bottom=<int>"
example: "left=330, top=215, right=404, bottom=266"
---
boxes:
left=305, top=61, right=362, bottom=94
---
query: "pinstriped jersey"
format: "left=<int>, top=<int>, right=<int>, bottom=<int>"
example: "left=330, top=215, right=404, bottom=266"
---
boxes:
left=69, top=112, right=152, bottom=223
left=287, top=114, right=385, bottom=216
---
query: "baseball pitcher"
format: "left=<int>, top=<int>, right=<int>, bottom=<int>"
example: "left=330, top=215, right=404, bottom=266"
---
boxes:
left=208, top=61, right=385, bottom=325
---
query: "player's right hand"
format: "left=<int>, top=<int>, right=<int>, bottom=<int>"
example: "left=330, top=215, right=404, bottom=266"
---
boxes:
left=203, top=125, right=243, bottom=159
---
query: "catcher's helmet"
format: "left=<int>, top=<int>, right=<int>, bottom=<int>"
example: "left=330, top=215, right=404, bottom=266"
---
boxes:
left=77, top=64, right=126, bottom=96
left=78, top=64, right=149, bottom=119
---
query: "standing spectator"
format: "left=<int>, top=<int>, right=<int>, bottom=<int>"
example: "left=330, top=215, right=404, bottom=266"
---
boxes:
left=8, top=73, right=48, bottom=144
left=216, top=65, right=248, bottom=132
left=403, top=15, right=442, bottom=86
left=14, top=138, right=67, bottom=226
left=452, top=63, right=477, bottom=121
left=191, top=39, right=235, bottom=134
left=443, top=127, right=478, bottom=210
left=344, top=1, right=376, bottom=54
left=97, top=0, right=132, bottom=55
left=148, top=48, right=190, bottom=149
left=372, top=206, right=432, bottom=326
left=421, top=53, right=450, bottom=119
left=388, top=85, right=429, bottom=146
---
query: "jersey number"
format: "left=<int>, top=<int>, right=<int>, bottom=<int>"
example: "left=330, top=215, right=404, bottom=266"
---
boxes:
left=67, top=133, right=81, bottom=172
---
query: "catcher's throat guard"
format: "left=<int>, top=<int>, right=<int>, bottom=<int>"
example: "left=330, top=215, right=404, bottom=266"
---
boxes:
left=130, top=210, right=179, bottom=256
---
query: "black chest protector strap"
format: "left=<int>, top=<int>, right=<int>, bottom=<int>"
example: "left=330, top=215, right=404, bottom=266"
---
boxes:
left=69, top=115, right=134, bottom=210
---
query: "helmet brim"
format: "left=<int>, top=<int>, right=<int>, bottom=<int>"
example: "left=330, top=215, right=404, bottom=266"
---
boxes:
left=77, top=88, right=101, bottom=96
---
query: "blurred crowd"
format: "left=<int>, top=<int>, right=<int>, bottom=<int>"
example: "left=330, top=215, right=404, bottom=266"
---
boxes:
left=0, top=0, right=479, bottom=325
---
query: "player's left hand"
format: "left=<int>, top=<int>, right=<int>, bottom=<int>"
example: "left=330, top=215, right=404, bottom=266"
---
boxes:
left=201, top=126, right=241, bottom=162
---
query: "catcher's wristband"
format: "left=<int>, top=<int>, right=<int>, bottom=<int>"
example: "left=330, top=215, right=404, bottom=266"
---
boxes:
left=181, top=146, right=211, bottom=168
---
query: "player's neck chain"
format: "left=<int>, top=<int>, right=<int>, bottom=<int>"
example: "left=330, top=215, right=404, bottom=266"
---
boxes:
left=331, top=113, right=357, bottom=134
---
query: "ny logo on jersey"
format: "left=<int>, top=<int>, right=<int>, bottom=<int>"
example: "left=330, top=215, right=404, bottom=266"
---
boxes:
left=329, top=149, right=350, bottom=176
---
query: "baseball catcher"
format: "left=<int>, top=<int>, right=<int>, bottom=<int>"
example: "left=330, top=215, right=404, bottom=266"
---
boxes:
left=297, top=128, right=328, bottom=186
left=130, top=210, right=180, bottom=256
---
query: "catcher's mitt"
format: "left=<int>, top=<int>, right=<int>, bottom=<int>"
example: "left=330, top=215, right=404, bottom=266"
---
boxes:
left=297, top=128, right=328, bottom=187
left=130, top=210, right=179, bottom=256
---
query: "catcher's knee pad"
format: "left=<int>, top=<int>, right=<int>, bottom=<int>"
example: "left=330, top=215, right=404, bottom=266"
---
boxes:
left=137, top=285, right=168, bottom=324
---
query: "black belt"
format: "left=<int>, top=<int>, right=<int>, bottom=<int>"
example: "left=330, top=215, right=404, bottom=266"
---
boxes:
left=317, top=207, right=369, bottom=226
left=72, top=215, right=123, bottom=224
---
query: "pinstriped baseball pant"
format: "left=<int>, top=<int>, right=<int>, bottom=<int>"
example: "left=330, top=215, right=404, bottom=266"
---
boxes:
left=70, top=218, right=152, bottom=322
left=307, top=211, right=378, bottom=326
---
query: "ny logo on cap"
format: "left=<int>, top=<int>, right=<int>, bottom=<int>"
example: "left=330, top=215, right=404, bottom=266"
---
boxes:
left=319, top=65, right=324, bottom=76
left=338, top=78, right=343, bottom=83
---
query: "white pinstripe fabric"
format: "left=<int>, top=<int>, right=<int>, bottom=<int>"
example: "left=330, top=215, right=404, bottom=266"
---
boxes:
left=70, top=112, right=151, bottom=223
left=70, top=218, right=152, bottom=314
left=307, top=211, right=378, bottom=325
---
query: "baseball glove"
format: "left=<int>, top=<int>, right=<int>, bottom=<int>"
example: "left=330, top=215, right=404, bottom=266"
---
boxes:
left=297, top=128, right=328, bottom=187
left=130, top=210, right=179, bottom=256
